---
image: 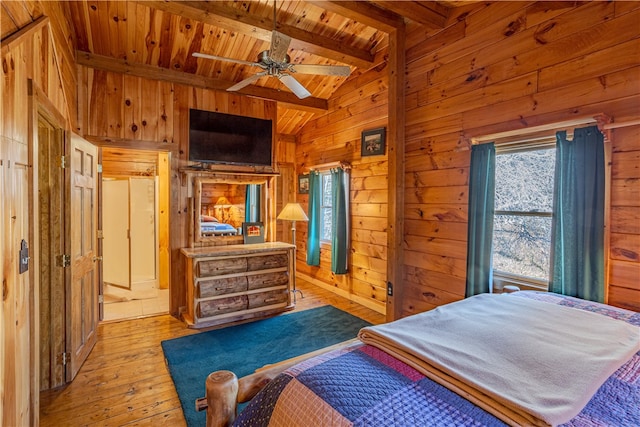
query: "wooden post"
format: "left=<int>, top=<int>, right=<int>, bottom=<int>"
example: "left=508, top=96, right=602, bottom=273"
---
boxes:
left=204, top=370, right=239, bottom=427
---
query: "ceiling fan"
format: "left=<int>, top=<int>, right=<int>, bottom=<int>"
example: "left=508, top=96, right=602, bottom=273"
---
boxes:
left=192, top=2, right=351, bottom=99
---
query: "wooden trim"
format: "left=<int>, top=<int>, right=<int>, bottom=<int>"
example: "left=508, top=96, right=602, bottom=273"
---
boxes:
left=603, top=129, right=613, bottom=304
left=304, top=161, right=352, bottom=172
left=297, top=273, right=386, bottom=314
left=27, top=79, right=42, bottom=427
left=470, top=115, right=605, bottom=144
left=0, top=15, right=50, bottom=55
left=76, top=51, right=329, bottom=112
left=369, top=1, right=447, bottom=29
left=139, top=0, right=374, bottom=69
left=386, top=24, right=406, bottom=322
left=83, top=135, right=177, bottom=152
left=308, top=1, right=405, bottom=33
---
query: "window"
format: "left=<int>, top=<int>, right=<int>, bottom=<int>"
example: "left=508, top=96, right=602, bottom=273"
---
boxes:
left=246, top=184, right=261, bottom=222
left=320, top=172, right=332, bottom=242
left=492, top=146, right=555, bottom=286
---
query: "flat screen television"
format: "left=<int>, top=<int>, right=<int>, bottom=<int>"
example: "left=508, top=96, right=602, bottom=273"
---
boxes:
left=188, top=109, right=273, bottom=167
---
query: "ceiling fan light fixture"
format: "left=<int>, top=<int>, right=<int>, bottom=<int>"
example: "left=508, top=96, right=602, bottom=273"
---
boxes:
left=193, top=0, right=351, bottom=99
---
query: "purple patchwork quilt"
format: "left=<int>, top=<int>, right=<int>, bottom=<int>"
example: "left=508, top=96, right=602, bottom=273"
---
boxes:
left=234, top=292, right=640, bottom=426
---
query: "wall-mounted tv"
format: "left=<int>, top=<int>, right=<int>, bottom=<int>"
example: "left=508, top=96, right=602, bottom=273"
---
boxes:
left=188, top=109, right=273, bottom=168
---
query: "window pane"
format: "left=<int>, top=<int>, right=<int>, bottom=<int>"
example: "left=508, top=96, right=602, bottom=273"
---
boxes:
left=495, top=148, right=555, bottom=212
left=492, top=214, right=552, bottom=281
left=321, top=207, right=332, bottom=241
left=322, top=174, right=332, bottom=205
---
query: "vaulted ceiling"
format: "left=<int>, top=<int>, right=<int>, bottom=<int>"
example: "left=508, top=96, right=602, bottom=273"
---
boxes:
left=4, top=1, right=461, bottom=134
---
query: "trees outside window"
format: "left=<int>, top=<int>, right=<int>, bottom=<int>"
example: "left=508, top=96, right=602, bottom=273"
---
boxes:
left=492, top=147, right=555, bottom=283
left=320, top=172, right=332, bottom=241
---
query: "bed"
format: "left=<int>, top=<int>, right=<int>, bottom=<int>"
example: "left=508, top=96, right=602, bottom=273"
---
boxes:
left=200, top=291, right=640, bottom=427
left=200, top=215, right=237, bottom=236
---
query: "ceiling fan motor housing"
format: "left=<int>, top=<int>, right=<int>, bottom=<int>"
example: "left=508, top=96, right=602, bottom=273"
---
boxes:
left=259, top=50, right=291, bottom=66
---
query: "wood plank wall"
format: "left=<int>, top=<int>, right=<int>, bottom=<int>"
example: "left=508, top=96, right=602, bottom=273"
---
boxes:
left=401, top=1, right=640, bottom=315
left=1, top=2, right=72, bottom=424
left=296, top=60, right=389, bottom=314
left=77, top=66, right=278, bottom=316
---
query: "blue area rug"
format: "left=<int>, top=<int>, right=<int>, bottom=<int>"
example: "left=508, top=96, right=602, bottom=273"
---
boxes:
left=161, top=305, right=371, bottom=427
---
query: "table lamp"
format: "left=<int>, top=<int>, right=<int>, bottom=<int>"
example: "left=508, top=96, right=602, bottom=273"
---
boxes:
left=277, top=202, right=308, bottom=301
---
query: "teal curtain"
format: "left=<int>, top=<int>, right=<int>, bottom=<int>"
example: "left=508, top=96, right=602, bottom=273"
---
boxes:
left=306, top=171, right=320, bottom=266
left=244, top=184, right=261, bottom=222
left=465, top=143, right=496, bottom=297
left=550, top=126, right=605, bottom=302
left=331, top=168, right=349, bottom=274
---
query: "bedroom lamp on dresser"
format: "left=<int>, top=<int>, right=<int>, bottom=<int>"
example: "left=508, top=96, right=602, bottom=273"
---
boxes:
left=277, top=202, right=308, bottom=301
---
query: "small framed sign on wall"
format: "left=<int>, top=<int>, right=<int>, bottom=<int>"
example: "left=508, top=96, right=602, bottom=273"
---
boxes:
left=298, top=174, right=310, bottom=194
left=361, top=127, right=386, bottom=157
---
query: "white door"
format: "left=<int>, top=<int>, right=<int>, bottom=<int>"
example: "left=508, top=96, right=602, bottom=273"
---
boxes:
left=102, top=179, right=131, bottom=289
left=130, top=177, right=157, bottom=285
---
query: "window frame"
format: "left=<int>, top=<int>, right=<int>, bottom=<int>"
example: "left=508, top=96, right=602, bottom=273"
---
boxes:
left=319, top=171, right=332, bottom=243
left=492, top=141, right=556, bottom=290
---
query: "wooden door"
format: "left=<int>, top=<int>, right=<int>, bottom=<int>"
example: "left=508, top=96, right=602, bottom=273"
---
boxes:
left=66, top=134, right=99, bottom=381
left=1, top=136, right=31, bottom=426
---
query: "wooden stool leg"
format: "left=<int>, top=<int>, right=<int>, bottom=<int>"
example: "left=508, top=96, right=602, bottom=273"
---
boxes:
left=205, top=370, right=239, bottom=427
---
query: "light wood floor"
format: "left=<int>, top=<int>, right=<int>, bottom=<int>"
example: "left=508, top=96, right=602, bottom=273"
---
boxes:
left=39, top=278, right=386, bottom=426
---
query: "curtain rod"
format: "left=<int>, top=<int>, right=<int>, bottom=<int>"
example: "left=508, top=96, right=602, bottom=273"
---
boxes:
left=471, top=115, right=610, bottom=144
left=469, top=114, right=640, bottom=145
left=305, top=161, right=351, bottom=172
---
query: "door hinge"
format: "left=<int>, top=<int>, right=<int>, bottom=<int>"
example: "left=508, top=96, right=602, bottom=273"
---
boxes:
left=97, top=163, right=103, bottom=173
left=57, top=352, right=71, bottom=366
left=98, top=294, right=104, bottom=304
left=97, top=229, right=104, bottom=239
left=60, top=156, right=67, bottom=169
left=57, top=254, right=71, bottom=268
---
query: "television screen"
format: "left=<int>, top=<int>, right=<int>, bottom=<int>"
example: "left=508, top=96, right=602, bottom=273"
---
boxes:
left=188, top=109, right=273, bottom=167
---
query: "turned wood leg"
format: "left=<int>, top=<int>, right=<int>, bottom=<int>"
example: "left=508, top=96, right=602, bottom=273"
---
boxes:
left=205, top=370, right=239, bottom=427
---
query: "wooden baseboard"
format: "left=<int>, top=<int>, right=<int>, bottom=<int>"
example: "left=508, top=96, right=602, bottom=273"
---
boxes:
left=296, top=273, right=386, bottom=315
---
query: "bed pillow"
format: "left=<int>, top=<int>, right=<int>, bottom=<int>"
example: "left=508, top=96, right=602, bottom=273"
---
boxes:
left=201, top=215, right=218, bottom=222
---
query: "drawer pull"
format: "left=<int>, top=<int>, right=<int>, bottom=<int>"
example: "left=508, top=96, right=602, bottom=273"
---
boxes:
left=264, top=298, right=279, bottom=303
left=217, top=306, right=230, bottom=311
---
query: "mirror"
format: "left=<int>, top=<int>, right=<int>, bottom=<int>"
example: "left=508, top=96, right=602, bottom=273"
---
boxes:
left=194, top=175, right=273, bottom=244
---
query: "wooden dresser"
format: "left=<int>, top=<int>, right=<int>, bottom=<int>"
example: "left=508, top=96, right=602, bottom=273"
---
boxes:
left=181, top=242, right=296, bottom=328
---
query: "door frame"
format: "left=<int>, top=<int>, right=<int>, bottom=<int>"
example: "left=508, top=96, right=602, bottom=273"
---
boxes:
left=28, top=80, right=68, bottom=413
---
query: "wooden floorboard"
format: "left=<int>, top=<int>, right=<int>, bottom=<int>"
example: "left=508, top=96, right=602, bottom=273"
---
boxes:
left=39, top=278, right=386, bottom=426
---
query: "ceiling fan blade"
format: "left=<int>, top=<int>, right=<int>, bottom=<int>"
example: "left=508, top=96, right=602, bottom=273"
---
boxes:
left=269, top=30, right=291, bottom=63
left=193, top=52, right=261, bottom=68
left=279, top=74, right=311, bottom=99
left=289, top=64, right=351, bottom=76
left=227, top=72, right=268, bottom=92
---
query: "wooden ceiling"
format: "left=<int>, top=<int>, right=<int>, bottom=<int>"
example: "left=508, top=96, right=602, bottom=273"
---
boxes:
left=4, top=1, right=457, bottom=134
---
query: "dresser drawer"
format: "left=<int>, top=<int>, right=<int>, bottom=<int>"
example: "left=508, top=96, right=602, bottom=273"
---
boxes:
left=248, top=289, right=288, bottom=309
left=198, top=276, right=248, bottom=298
left=247, top=271, right=289, bottom=290
left=247, top=254, right=288, bottom=271
left=198, top=295, right=248, bottom=318
left=197, top=257, right=247, bottom=277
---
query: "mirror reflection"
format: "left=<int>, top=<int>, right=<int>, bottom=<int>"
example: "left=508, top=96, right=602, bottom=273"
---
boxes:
left=195, top=178, right=265, bottom=242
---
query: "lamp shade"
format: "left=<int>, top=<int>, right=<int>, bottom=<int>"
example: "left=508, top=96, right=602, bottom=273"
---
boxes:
left=277, top=203, right=308, bottom=222
left=215, top=196, right=231, bottom=207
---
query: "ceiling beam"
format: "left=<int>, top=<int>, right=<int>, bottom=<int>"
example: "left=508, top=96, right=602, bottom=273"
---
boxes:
left=307, top=1, right=404, bottom=33
left=139, top=1, right=375, bottom=69
left=76, top=51, right=328, bottom=112
left=370, top=1, right=448, bottom=29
